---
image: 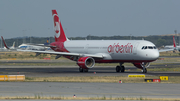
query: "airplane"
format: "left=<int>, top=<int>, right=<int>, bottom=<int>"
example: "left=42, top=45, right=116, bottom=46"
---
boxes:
left=164, top=36, right=179, bottom=51
left=0, top=37, right=16, bottom=50
left=7, top=41, right=15, bottom=49
left=1, top=9, right=176, bottom=73
left=18, top=39, right=50, bottom=51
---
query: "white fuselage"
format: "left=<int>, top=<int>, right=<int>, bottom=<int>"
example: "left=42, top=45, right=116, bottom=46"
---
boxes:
left=18, top=44, right=46, bottom=51
left=64, top=40, right=159, bottom=63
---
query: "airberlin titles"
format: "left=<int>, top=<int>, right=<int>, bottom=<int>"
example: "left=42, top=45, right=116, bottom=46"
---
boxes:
left=107, top=43, right=133, bottom=53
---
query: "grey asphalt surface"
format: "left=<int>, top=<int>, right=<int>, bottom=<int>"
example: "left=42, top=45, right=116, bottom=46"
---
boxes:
left=0, top=82, right=180, bottom=98
left=0, top=65, right=180, bottom=77
left=1, top=58, right=180, bottom=77
left=0, top=60, right=180, bottom=99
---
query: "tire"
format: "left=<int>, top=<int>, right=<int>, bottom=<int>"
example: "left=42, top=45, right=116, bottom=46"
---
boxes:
left=121, top=66, right=125, bottom=72
left=116, top=66, right=120, bottom=72
left=143, top=68, right=147, bottom=73
left=79, top=67, right=83, bottom=72
left=84, top=69, right=89, bottom=72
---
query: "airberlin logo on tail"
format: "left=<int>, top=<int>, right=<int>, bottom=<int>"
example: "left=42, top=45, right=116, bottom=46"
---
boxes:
left=53, top=14, right=60, bottom=38
left=107, top=43, right=133, bottom=53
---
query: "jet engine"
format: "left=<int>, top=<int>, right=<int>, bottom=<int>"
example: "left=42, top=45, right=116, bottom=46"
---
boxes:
left=77, top=57, right=95, bottom=69
left=133, top=62, right=150, bottom=69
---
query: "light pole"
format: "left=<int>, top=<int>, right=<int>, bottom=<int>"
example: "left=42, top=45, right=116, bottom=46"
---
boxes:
left=29, top=29, right=32, bottom=43
left=48, top=28, right=50, bottom=43
left=22, top=30, right=26, bottom=43
left=0, top=29, right=3, bottom=48
left=174, top=30, right=178, bottom=45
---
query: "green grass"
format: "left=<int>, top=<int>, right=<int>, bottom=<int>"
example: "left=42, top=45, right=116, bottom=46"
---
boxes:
left=23, top=76, right=180, bottom=83
left=0, top=95, right=180, bottom=100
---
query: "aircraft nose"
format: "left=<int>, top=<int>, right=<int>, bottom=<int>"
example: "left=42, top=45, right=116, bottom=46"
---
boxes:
left=151, top=51, right=159, bottom=60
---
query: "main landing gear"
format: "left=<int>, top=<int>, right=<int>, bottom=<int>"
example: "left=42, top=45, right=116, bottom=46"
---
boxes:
left=116, top=63, right=125, bottom=72
left=79, top=67, right=88, bottom=72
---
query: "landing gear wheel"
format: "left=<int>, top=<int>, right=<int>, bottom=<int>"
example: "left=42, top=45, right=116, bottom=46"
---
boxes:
left=79, top=67, right=83, bottom=72
left=116, top=66, right=120, bottom=72
left=142, top=68, right=147, bottom=73
left=84, top=69, right=89, bottom=72
left=121, top=66, right=125, bottom=72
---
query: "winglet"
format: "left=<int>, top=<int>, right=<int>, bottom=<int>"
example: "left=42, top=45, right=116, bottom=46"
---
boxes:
left=1, top=36, right=9, bottom=49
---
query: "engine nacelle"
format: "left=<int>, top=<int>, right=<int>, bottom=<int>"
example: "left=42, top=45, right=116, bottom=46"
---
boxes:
left=77, top=57, right=95, bottom=69
left=133, top=62, right=150, bottom=69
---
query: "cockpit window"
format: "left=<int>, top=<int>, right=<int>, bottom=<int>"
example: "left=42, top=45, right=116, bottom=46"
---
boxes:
left=142, top=46, right=157, bottom=50
left=148, top=46, right=153, bottom=49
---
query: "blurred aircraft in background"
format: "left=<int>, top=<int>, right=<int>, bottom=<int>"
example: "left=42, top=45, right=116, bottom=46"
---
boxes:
left=164, top=36, right=179, bottom=52
left=18, top=39, right=50, bottom=51
left=0, top=37, right=16, bottom=51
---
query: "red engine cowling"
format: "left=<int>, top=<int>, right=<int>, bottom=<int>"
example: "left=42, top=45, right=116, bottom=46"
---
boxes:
left=133, top=62, right=150, bottom=69
left=77, top=57, right=95, bottom=69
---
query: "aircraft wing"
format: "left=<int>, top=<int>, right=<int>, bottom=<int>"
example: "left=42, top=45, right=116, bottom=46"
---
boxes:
left=1, top=36, right=103, bottom=58
left=158, top=48, right=175, bottom=52
left=16, top=49, right=104, bottom=58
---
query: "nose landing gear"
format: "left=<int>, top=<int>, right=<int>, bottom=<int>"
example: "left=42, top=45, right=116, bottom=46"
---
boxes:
left=141, top=62, right=148, bottom=73
left=142, top=68, right=147, bottom=73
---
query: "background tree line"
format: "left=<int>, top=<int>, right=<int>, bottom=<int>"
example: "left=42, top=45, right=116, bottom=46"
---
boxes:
left=1, top=35, right=178, bottom=48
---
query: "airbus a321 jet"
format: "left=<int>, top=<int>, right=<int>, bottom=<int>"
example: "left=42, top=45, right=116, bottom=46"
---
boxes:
left=2, top=10, right=175, bottom=73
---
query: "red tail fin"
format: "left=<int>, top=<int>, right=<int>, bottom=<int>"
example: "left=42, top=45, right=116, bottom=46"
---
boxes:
left=173, top=36, right=176, bottom=47
left=1, top=36, right=9, bottom=49
left=52, top=10, right=68, bottom=42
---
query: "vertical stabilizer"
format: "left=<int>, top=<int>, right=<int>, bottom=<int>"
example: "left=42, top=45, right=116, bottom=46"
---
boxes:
left=52, top=10, right=68, bottom=42
left=12, top=42, right=15, bottom=48
left=173, top=36, right=176, bottom=48
left=1, top=36, right=9, bottom=49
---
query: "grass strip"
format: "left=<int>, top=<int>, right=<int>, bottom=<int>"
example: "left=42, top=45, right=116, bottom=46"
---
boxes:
left=24, top=76, right=180, bottom=83
left=0, top=96, right=179, bottom=100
